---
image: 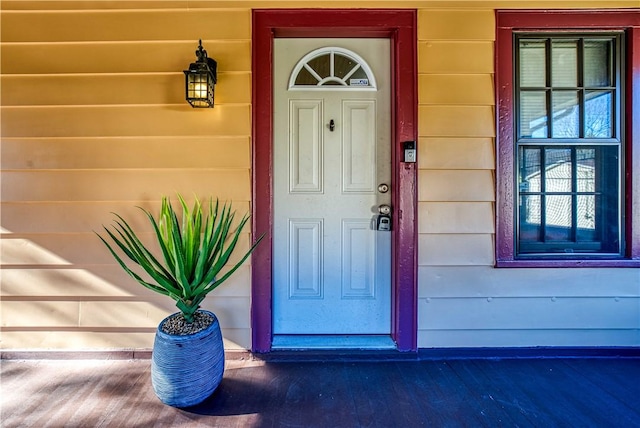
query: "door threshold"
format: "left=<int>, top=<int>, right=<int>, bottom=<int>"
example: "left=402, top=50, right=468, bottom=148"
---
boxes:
left=271, top=335, right=396, bottom=350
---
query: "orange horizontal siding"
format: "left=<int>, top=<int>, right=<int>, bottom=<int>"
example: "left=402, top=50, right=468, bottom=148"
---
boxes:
left=1, top=170, right=251, bottom=202
left=1, top=137, right=251, bottom=169
left=1, top=73, right=250, bottom=106
left=1, top=9, right=250, bottom=42
left=1, top=41, right=250, bottom=74
left=1, top=105, right=251, bottom=138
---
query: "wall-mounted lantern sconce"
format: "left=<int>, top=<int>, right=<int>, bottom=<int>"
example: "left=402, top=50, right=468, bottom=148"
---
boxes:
left=184, top=39, right=217, bottom=108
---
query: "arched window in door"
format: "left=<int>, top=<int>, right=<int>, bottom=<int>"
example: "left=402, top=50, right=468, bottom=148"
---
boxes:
left=288, top=47, right=377, bottom=90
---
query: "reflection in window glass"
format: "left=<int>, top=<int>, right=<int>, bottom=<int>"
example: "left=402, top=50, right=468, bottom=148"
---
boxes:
left=577, top=195, right=596, bottom=239
left=520, top=194, right=541, bottom=242
left=551, top=40, right=578, bottom=87
left=517, top=35, right=617, bottom=141
left=545, top=149, right=572, bottom=192
left=517, top=145, right=620, bottom=254
left=307, top=55, right=331, bottom=79
left=585, top=91, right=613, bottom=138
left=520, top=91, right=548, bottom=138
left=545, top=195, right=572, bottom=241
left=334, top=54, right=358, bottom=79
left=552, top=91, right=579, bottom=138
left=584, top=40, right=613, bottom=87
left=576, top=149, right=596, bottom=192
left=519, top=148, right=541, bottom=192
left=294, top=66, right=319, bottom=85
left=519, top=40, right=546, bottom=87
left=347, top=67, right=368, bottom=83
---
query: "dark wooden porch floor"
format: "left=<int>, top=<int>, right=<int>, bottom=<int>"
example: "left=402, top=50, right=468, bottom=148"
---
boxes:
left=2, top=356, right=639, bottom=427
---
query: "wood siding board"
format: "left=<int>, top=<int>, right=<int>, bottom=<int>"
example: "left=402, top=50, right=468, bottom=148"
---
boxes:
left=0, top=106, right=251, bottom=138
left=0, top=331, right=156, bottom=349
left=0, top=1, right=186, bottom=11
left=0, top=73, right=250, bottom=106
left=419, top=170, right=495, bottom=201
left=220, top=329, right=251, bottom=350
left=0, top=41, right=250, bottom=74
left=3, top=1, right=640, bottom=10
left=200, top=297, right=251, bottom=329
left=1, top=137, right=251, bottom=170
left=418, top=202, right=494, bottom=234
left=419, top=105, right=495, bottom=138
left=418, top=329, right=640, bottom=348
left=2, top=301, right=81, bottom=327
left=0, top=266, right=251, bottom=297
left=78, top=300, right=175, bottom=329
left=418, top=297, right=639, bottom=330
left=419, top=266, right=640, bottom=298
left=0, top=201, right=251, bottom=234
left=418, top=234, right=495, bottom=266
left=418, top=137, right=494, bottom=169
left=418, top=41, right=494, bottom=74
left=419, top=74, right=495, bottom=106
left=418, top=9, right=496, bottom=41
left=1, top=234, right=251, bottom=266
left=0, top=267, right=159, bottom=298
left=78, top=297, right=250, bottom=329
left=0, top=329, right=250, bottom=349
left=1, top=171, right=250, bottom=202
left=1, top=9, right=251, bottom=42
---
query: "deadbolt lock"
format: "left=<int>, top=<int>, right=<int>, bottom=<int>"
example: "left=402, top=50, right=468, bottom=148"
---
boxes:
left=378, top=183, right=389, bottom=193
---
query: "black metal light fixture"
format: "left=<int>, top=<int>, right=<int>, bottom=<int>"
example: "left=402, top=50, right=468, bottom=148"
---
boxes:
left=184, top=40, right=217, bottom=108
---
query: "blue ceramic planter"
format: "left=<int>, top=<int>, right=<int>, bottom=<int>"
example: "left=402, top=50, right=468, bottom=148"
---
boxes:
left=151, top=310, right=224, bottom=407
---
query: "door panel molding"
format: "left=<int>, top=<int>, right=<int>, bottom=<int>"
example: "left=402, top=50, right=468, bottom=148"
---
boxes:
left=252, top=9, right=418, bottom=352
left=342, top=99, right=377, bottom=193
left=289, top=99, right=323, bottom=193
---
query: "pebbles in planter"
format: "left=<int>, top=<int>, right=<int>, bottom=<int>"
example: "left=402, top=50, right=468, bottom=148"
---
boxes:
left=161, top=311, right=215, bottom=336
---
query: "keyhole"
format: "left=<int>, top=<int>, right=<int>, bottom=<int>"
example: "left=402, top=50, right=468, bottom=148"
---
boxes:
left=329, top=119, right=335, bottom=132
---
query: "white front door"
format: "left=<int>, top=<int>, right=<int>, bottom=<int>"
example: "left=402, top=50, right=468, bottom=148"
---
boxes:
left=272, top=38, right=392, bottom=347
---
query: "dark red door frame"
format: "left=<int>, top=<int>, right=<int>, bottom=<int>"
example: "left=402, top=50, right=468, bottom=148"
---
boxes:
left=251, top=9, right=418, bottom=353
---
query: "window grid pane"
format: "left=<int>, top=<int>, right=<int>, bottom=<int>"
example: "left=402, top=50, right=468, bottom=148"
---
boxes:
left=517, top=35, right=617, bottom=141
left=520, top=91, right=549, bottom=138
left=551, top=91, right=580, bottom=138
left=584, top=39, right=613, bottom=87
left=519, top=40, right=547, bottom=87
left=517, top=144, right=620, bottom=255
left=585, top=91, right=613, bottom=138
left=515, top=34, right=622, bottom=257
left=551, top=39, right=578, bottom=87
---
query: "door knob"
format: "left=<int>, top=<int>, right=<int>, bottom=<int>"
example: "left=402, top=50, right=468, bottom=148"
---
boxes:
left=378, top=204, right=392, bottom=215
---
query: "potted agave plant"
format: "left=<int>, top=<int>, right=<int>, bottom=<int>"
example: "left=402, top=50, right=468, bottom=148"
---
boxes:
left=96, top=194, right=262, bottom=407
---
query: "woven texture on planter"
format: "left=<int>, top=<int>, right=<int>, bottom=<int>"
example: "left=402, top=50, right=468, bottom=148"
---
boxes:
left=151, top=311, right=225, bottom=407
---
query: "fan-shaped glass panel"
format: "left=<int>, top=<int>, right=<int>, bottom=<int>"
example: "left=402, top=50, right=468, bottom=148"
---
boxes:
left=289, top=47, right=377, bottom=91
